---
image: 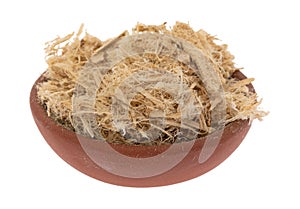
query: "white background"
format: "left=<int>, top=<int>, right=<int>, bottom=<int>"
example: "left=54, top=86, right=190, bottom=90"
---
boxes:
left=1, top=0, right=299, bottom=208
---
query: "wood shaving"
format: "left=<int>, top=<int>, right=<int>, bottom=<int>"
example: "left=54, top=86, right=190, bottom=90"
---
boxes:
left=37, top=22, right=268, bottom=145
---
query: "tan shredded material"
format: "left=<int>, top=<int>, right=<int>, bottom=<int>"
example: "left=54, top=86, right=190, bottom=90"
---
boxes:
left=37, top=22, right=268, bottom=145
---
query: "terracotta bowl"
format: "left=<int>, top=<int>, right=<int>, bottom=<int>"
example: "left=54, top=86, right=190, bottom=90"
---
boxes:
left=30, top=71, right=252, bottom=187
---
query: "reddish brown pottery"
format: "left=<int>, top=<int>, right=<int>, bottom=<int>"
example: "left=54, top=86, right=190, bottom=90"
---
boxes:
left=30, top=71, right=252, bottom=187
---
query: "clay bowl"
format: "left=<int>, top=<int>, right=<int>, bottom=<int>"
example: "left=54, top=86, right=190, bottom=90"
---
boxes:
left=30, top=71, right=252, bottom=187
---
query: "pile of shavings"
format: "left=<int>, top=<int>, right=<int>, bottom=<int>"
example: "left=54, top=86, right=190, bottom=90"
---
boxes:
left=37, top=22, right=267, bottom=145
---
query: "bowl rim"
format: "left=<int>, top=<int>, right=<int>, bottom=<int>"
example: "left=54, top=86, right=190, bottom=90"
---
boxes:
left=30, top=70, right=252, bottom=147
